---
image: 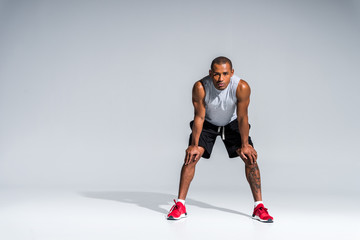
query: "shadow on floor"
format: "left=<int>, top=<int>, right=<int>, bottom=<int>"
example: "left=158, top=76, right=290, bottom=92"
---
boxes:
left=80, top=191, right=251, bottom=218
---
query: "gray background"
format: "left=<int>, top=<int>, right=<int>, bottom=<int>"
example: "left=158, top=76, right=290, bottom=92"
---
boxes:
left=1, top=0, right=359, bottom=195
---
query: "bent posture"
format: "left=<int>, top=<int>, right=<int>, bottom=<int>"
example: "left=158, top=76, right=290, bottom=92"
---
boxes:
left=167, top=56, right=273, bottom=223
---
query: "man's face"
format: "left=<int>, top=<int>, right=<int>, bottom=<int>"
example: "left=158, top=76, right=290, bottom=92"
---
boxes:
left=209, top=63, right=234, bottom=90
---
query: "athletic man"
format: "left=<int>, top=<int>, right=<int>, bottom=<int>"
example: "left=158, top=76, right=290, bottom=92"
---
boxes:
left=167, top=56, right=273, bottom=223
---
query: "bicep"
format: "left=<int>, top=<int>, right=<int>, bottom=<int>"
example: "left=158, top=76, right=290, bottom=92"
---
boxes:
left=192, top=82, right=206, bottom=119
left=236, top=80, right=251, bottom=118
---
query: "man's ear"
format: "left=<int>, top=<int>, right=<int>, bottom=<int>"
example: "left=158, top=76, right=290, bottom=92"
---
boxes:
left=209, top=69, right=212, bottom=76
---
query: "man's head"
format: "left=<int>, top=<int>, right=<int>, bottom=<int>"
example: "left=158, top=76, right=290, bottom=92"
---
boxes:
left=209, top=56, right=234, bottom=90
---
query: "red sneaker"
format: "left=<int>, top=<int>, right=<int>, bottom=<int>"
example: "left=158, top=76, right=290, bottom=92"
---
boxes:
left=167, top=200, right=187, bottom=220
left=252, top=203, right=273, bottom=223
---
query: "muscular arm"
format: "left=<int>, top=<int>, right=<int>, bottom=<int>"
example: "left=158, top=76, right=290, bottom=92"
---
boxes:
left=184, top=81, right=205, bottom=165
left=236, top=80, right=251, bottom=145
left=236, top=80, right=257, bottom=163
left=190, top=81, right=206, bottom=145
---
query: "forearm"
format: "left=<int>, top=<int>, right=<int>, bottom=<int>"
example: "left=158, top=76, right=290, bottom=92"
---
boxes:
left=191, top=115, right=204, bottom=146
left=238, top=116, right=250, bottom=146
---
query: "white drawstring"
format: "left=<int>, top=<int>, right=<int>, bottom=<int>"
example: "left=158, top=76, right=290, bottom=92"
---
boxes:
left=217, top=126, right=225, bottom=140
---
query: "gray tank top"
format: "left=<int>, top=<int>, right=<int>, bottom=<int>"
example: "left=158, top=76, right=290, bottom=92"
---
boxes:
left=201, top=74, right=241, bottom=126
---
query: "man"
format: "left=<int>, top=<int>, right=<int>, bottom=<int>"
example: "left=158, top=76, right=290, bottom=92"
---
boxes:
left=167, top=56, right=273, bottom=223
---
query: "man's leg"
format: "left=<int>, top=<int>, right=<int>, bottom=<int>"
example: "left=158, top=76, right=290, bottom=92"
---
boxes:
left=222, top=119, right=273, bottom=222
left=167, top=147, right=205, bottom=220
left=243, top=160, right=262, bottom=202
left=178, top=147, right=205, bottom=200
left=244, top=160, right=274, bottom=222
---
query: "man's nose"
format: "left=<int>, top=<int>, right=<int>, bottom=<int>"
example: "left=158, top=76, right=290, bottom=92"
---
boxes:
left=219, top=74, right=225, bottom=81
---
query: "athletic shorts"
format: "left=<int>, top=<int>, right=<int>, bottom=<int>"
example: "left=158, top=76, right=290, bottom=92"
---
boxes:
left=188, top=119, right=253, bottom=159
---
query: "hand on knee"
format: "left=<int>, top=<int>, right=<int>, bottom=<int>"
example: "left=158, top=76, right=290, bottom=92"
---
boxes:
left=243, top=159, right=257, bottom=168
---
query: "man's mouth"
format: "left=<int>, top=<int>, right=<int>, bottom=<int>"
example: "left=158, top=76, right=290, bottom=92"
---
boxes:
left=217, top=82, right=224, bottom=87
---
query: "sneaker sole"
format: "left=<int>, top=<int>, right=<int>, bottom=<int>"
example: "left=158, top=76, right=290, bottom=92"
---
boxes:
left=252, top=215, right=273, bottom=223
left=167, top=213, right=187, bottom=220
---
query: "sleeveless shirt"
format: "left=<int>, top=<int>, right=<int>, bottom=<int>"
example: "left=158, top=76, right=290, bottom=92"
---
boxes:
left=200, top=74, right=241, bottom=126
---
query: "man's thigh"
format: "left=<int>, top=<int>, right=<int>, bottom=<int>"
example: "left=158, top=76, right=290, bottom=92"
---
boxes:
left=222, top=122, right=254, bottom=158
left=188, top=121, right=218, bottom=159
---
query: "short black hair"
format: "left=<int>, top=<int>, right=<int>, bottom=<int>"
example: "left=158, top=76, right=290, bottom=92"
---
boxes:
left=211, top=56, right=233, bottom=71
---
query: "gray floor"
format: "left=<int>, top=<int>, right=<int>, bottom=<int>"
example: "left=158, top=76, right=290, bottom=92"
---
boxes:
left=0, top=187, right=358, bottom=240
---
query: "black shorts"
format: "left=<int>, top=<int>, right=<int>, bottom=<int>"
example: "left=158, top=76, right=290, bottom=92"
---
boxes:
left=188, top=119, right=254, bottom=159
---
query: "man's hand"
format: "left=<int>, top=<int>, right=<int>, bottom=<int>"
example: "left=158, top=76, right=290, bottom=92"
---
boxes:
left=236, top=144, right=257, bottom=164
left=185, top=145, right=201, bottom=165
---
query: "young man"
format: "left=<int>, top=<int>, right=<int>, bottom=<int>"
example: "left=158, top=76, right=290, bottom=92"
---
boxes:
left=167, top=56, right=273, bottom=223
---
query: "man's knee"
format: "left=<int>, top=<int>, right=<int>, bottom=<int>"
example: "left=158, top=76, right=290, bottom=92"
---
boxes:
left=183, top=159, right=199, bottom=167
left=241, top=158, right=258, bottom=168
left=183, top=146, right=205, bottom=166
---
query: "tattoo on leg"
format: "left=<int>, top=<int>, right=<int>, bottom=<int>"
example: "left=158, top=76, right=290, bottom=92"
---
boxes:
left=247, top=164, right=261, bottom=194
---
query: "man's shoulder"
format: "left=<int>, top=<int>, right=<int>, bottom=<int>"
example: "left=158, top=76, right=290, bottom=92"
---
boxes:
left=236, top=79, right=251, bottom=99
left=193, top=80, right=205, bottom=92
left=238, top=79, right=250, bottom=89
left=192, top=81, right=205, bottom=101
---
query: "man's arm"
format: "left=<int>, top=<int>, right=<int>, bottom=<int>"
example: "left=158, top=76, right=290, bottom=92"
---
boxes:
left=236, top=80, right=258, bottom=164
left=184, top=81, right=206, bottom=165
